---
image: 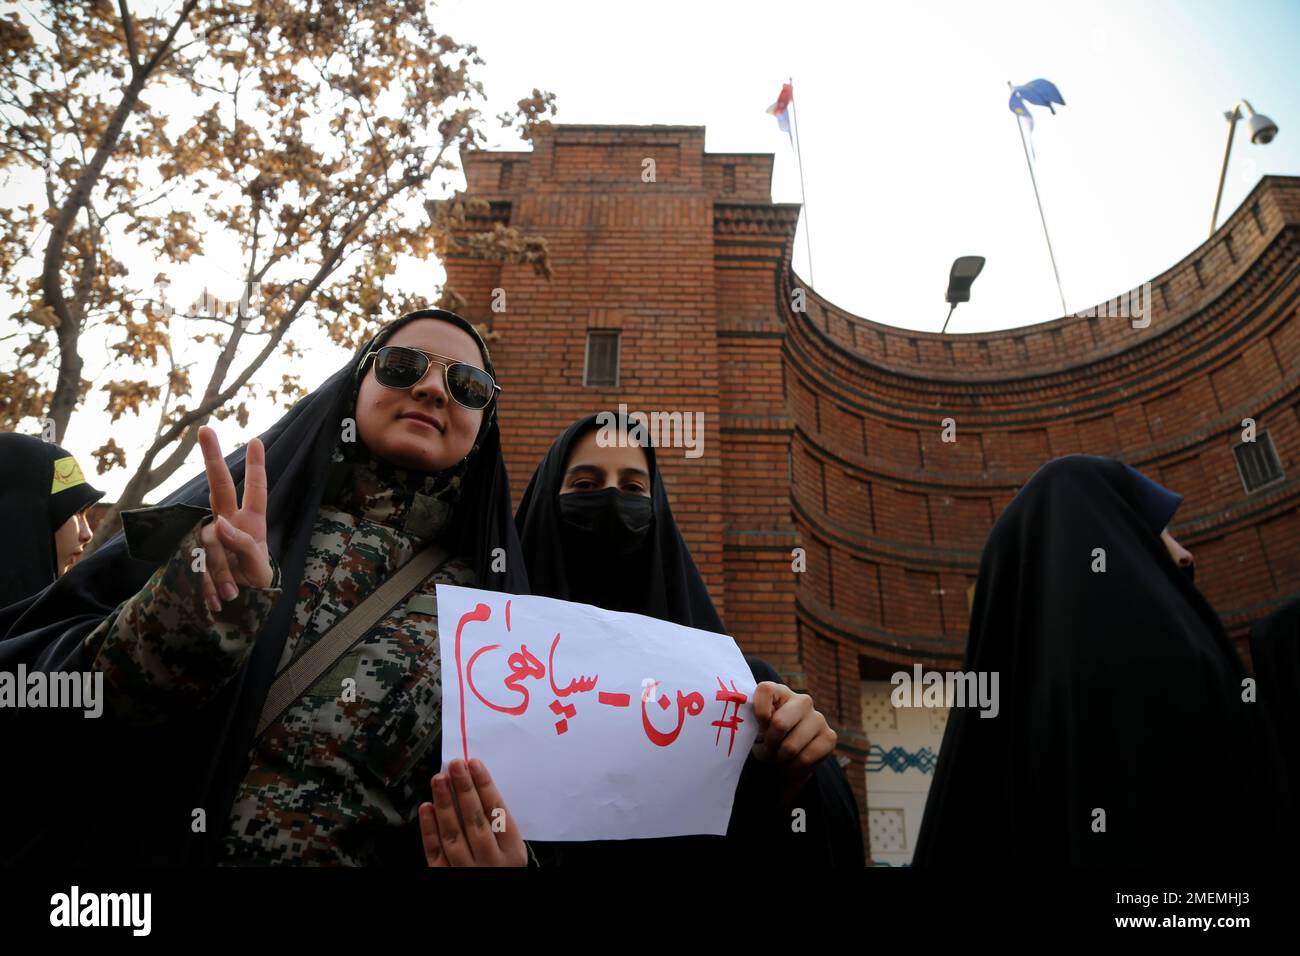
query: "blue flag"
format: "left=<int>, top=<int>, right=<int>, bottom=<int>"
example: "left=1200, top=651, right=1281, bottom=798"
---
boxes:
left=1008, top=78, right=1066, bottom=133
left=1012, top=78, right=1066, bottom=112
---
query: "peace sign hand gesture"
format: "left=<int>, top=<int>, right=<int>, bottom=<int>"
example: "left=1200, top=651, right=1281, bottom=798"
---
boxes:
left=196, top=426, right=274, bottom=612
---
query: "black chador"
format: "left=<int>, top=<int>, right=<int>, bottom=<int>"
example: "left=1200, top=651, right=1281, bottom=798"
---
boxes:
left=1250, top=597, right=1300, bottom=840
left=515, top=413, right=865, bottom=866
left=914, top=455, right=1293, bottom=865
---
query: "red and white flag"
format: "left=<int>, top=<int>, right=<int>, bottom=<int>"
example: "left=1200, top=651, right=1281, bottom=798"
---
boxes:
left=766, top=82, right=793, bottom=134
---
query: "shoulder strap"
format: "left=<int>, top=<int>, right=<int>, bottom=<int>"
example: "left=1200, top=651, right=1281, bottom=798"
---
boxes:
left=255, top=542, right=452, bottom=740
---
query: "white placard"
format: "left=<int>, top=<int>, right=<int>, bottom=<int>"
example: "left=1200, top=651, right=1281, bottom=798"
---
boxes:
left=436, top=584, right=760, bottom=841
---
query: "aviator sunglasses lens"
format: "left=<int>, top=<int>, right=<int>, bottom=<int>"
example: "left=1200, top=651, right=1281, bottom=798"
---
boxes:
left=446, top=363, right=494, bottom=409
left=374, top=347, right=429, bottom=388
left=374, top=346, right=494, bottom=408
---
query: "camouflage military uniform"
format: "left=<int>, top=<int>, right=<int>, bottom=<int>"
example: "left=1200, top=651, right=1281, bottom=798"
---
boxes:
left=85, top=451, right=481, bottom=865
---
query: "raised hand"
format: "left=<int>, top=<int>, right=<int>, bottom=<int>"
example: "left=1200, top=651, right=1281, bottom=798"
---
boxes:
left=418, top=758, right=529, bottom=866
left=196, top=425, right=273, bottom=612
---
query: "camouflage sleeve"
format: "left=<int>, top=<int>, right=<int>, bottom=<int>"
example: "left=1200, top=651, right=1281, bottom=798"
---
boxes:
left=84, top=517, right=282, bottom=726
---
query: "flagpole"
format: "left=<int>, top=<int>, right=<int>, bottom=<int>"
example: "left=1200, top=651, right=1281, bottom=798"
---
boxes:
left=1008, top=80, right=1068, bottom=316
left=787, top=76, right=815, bottom=288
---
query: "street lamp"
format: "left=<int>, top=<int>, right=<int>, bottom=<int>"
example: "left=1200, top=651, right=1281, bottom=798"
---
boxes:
left=1210, top=99, right=1279, bottom=237
left=941, top=256, right=986, bottom=334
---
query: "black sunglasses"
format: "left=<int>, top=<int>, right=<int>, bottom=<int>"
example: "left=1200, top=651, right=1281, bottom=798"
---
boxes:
left=362, top=345, right=501, bottom=410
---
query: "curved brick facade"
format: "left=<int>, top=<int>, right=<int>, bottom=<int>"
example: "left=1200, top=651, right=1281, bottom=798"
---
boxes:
left=786, top=175, right=1300, bottom=666
left=442, top=124, right=1300, bottom=859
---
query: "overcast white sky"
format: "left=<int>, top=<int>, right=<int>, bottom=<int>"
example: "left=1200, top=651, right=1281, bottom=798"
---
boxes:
left=3, top=0, right=1299, bottom=502
left=433, top=0, right=1300, bottom=330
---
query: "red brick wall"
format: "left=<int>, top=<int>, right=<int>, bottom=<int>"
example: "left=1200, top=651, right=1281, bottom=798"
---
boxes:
left=446, top=123, right=1300, bottom=864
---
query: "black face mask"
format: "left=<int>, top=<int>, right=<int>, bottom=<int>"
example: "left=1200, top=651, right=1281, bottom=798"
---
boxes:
left=557, top=487, right=654, bottom=555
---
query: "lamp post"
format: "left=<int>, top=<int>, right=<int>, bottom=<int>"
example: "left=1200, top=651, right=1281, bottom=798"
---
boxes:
left=941, top=256, right=986, bottom=334
left=1210, top=99, right=1278, bottom=237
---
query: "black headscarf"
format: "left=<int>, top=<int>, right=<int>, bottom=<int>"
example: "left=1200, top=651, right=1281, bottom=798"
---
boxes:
left=516, top=412, right=864, bottom=865
left=0, top=308, right=529, bottom=866
left=0, top=434, right=104, bottom=609
left=516, top=412, right=724, bottom=631
left=913, top=454, right=1293, bottom=865
left=1250, top=597, right=1300, bottom=835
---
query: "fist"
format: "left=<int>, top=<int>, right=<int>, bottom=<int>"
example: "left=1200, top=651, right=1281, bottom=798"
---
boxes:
left=752, top=682, right=837, bottom=803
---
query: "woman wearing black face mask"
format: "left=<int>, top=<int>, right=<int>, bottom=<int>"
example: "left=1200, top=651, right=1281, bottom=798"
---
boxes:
left=553, top=483, right=655, bottom=610
left=515, top=412, right=865, bottom=866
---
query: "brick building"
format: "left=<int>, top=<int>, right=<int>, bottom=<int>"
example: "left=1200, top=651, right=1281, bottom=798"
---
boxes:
left=441, top=123, right=1300, bottom=863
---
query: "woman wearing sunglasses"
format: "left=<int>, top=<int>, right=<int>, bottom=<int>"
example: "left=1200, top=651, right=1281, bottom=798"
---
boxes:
left=0, top=308, right=534, bottom=867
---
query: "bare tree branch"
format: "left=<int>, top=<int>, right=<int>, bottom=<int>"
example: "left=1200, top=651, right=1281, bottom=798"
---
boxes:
left=117, top=0, right=141, bottom=74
